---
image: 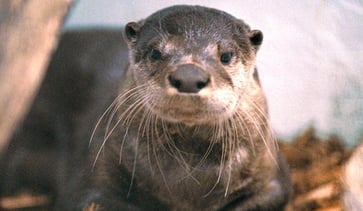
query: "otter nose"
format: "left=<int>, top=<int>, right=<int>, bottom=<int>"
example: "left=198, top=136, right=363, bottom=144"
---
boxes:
left=168, top=64, right=210, bottom=93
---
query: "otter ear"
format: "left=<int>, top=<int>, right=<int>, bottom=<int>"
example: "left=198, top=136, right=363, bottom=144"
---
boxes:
left=248, top=30, right=263, bottom=50
left=124, top=22, right=142, bottom=45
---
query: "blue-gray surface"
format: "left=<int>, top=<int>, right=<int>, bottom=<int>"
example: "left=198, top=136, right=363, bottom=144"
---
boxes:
left=65, top=0, right=363, bottom=146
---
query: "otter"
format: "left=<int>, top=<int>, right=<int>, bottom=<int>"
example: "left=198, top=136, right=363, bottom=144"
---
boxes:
left=56, top=5, right=291, bottom=211
left=0, top=5, right=291, bottom=211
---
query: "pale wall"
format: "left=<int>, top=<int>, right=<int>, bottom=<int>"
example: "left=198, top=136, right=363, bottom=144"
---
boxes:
left=65, top=0, right=363, bottom=145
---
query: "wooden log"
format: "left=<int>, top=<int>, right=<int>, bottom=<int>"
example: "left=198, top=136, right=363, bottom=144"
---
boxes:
left=0, top=0, right=73, bottom=154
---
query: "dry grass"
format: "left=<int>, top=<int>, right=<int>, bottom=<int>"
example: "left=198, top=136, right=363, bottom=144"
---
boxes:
left=281, top=128, right=352, bottom=211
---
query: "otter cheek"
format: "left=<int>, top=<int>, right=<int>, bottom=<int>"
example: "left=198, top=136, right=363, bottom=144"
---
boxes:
left=212, top=89, right=238, bottom=114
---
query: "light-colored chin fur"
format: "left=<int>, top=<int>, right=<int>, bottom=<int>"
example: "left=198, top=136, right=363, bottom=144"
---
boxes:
left=144, top=87, right=240, bottom=125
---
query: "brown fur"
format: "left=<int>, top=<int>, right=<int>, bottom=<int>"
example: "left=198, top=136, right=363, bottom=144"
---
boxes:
left=67, top=5, right=291, bottom=211
left=0, top=5, right=291, bottom=211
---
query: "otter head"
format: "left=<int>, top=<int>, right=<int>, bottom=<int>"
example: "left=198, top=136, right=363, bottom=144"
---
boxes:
left=123, top=5, right=264, bottom=125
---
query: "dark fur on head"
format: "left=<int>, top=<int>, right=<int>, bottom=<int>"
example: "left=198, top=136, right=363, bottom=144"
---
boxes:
left=41, top=5, right=290, bottom=210
left=72, top=5, right=291, bottom=210
left=125, top=6, right=263, bottom=64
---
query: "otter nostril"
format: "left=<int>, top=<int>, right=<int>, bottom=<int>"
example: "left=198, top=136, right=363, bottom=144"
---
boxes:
left=168, top=64, right=210, bottom=93
left=169, top=76, right=182, bottom=89
left=196, top=78, right=209, bottom=90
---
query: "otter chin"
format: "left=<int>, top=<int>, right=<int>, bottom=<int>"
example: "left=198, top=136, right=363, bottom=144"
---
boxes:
left=57, top=5, right=291, bottom=211
left=147, top=90, right=240, bottom=125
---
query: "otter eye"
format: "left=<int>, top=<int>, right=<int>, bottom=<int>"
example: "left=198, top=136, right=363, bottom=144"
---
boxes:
left=149, top=48, right=162, bottom=61
left=220, top=52, right=234, bottom=65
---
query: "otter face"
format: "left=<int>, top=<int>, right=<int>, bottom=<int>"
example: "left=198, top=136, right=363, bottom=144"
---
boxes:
left=124, top=5, right=263, bottom=125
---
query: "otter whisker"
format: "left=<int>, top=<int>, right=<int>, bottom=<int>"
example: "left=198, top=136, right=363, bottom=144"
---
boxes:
left=242, top=108, right=277, bottom=166
left=144, top=104, right=156, bottom=175
left=104, top=85, right=148, bottom=138
left=119, top=127, right=128, bottom=164
left=150, top=119, right=174, bottom=196
left=197, top=118, right=220, bottom=171
left=246, top=98, right=278, bottom=152
left=153, top=96, right=199, bottom=176
left=106, top=90, right=147, bottom=142
left=127, top=135, right=139, bottom=198
left=249, top=99, right=279, bottom=153
left=204, top=118, right=227, bottom=197
left=89, top=93, right=124, bottom=147
left=127, top=100, right=157, bottom=197
left=92, top=84, right=149, bottom=168
left=224, top=117, right=240, bottom=196
left=126, top=87, right=162, bottom=195
left=96, top=83, right=147, bottom=142
left=118, top=88, right=150, bottom=127
left=159, top=120, right=200, bottom=183
left=235, top=111, right=256, bottom=155
left=222, top=119, right=234, bottom=197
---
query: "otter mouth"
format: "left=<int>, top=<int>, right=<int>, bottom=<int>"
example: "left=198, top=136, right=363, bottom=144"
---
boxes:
left=157, top=109, right=214, bottom=124
left=147, top=94, right=236, bottom=124
left=150, top=99, right=210, bottom=123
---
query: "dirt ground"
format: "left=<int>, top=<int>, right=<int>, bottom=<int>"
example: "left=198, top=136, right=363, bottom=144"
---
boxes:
left=0, top=128, right=356, bottom=210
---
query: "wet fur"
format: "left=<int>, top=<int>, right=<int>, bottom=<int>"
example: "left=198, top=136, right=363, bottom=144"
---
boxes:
left=71, top=5, right=291, bottom=211
left=0, top=5, right=291, bottom=211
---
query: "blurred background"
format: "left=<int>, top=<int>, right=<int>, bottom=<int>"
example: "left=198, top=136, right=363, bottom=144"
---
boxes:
left=64, top=0, right=363, bottom=146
